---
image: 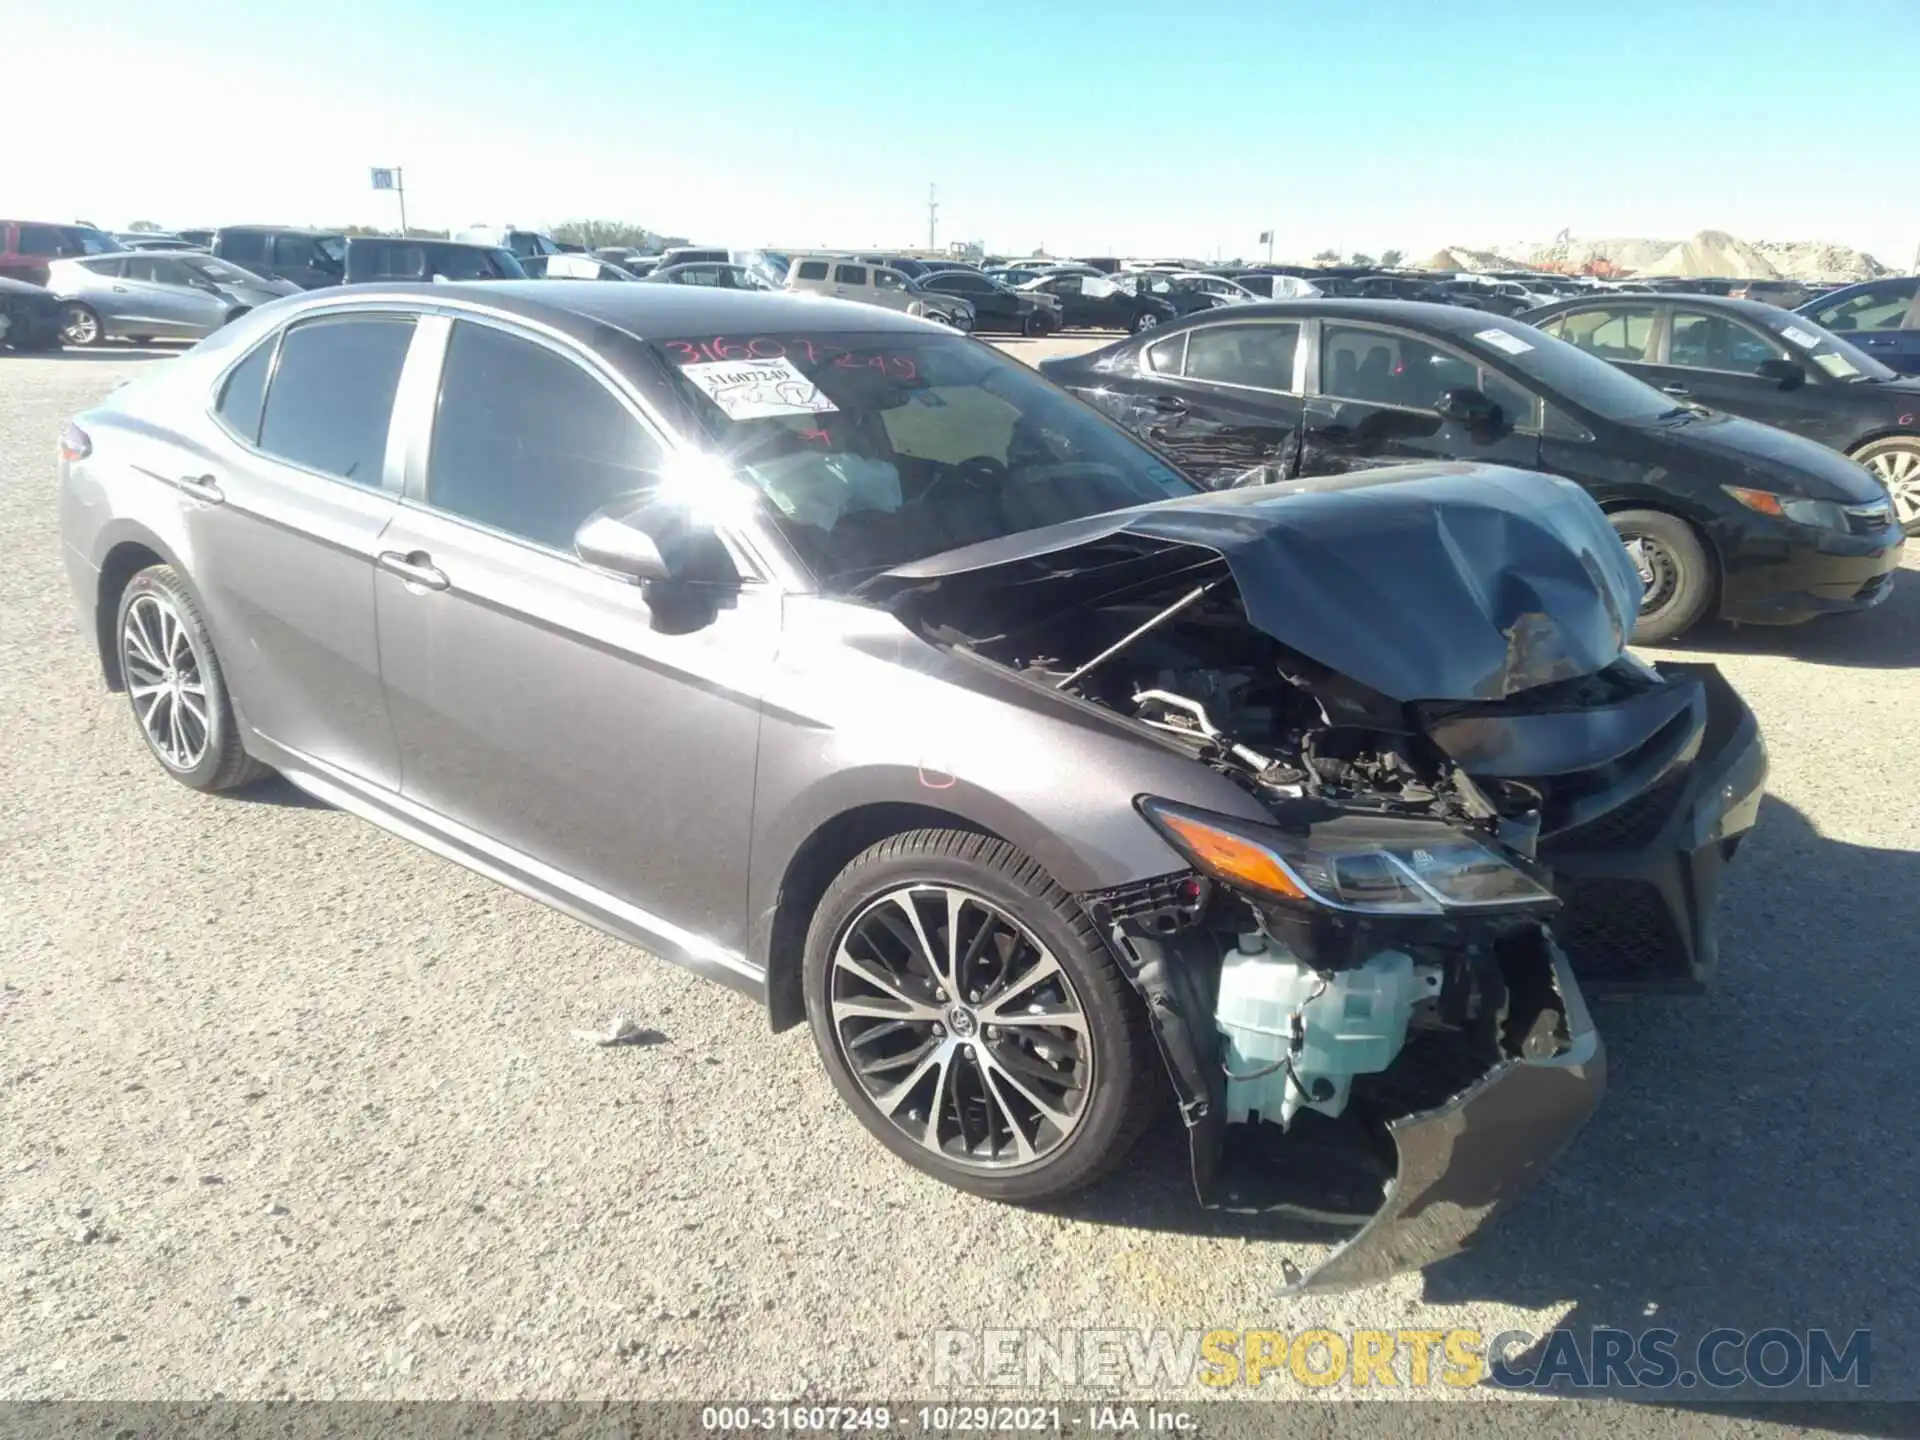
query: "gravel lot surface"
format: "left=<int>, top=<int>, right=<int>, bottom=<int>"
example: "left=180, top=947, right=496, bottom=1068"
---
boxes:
left=2, top=339, right=1912, bottom=1430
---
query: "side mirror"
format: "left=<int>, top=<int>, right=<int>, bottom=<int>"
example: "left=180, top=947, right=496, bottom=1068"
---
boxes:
left=1757, top=357, right=1807, bottom=390
left=1435, top=386, right=1499, bottom=428
left=573, top=495, right=739, bottom=586
left=575, top=511, right=671, bottom=582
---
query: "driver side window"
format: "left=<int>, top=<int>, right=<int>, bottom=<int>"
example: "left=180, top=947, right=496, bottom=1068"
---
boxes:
left=427, top=321, right=668, bottom=552
left=1669, top=311, right=1788, bottom=374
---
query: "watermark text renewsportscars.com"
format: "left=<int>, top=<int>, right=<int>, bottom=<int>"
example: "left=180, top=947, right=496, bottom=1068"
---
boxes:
left=931, top=1326, right=1871, bottom=1391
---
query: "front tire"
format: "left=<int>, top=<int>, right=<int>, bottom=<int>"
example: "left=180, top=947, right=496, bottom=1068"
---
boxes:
left=59, top=303, right=104, bottom=348
left=1611, top=509, right=1714, bottom=644
left=1851, top=436, right=1920, bottom=536
left=115, top=565, right=269, bottom=792
left=1131, top=309, right=1161, bottom=334
left=803, top=829, right=1159, bottom=1202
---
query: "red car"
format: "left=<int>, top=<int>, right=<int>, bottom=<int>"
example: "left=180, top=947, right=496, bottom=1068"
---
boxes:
left=0, top=220, right=123, bottom=287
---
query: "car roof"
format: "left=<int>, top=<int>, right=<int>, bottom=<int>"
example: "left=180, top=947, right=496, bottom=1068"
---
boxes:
left=1522, top=292, right=1800, bottom=323
left=263, top=281, right=935, bottom=342
left=1162, top=297, right=1523, bottom=332
left=221, top=224, right=343, bottom=237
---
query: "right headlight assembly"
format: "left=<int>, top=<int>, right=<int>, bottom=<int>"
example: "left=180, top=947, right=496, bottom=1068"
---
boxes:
left=1137, top=797, right=1557, bottom=916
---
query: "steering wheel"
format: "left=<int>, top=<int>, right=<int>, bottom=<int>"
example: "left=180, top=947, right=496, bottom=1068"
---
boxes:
left=917, top=454, right=1010, bottom=504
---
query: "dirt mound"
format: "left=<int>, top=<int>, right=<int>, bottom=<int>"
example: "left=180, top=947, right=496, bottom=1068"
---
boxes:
left=1421, top=246, right=1528, bottom=272
left=1750, top=239, right=1890, bottom=281
left=1637, top=230, right=1777, bottom=279
left=1526, top=235, right=1677, bottom=274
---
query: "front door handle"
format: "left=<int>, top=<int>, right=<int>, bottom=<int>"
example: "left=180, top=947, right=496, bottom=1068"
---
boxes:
left=176, top=473, right=224, bottom=503
left=1662, top=384, right=1691, bottom=396
left=377, top=551, right=450, bottom=591
left=1149, top=395, right=1188, bottom=414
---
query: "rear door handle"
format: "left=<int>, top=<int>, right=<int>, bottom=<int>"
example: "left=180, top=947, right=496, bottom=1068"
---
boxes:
left=376, top=551, right=450, bottom=591
left=1661, top=384, right=1691, bottom=396
left=176, top=473, right=224, bottom=503
left=1149, top=395, right=1188, bottom=413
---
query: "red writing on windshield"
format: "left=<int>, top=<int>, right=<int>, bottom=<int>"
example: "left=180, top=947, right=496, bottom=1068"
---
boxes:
left=662, top=337, right=918, bottom=380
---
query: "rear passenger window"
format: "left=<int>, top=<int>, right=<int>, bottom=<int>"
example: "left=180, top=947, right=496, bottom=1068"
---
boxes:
left=1183, top=323, right=1300, bottom=390
left=257, top=316, right=414, bottom=486
left=834, top=265, right=868, bottom=286
left=1552, top=306, right=1655, bottom=362
left=222, top=231, right=268, bottom=267
left=427, top=322, right=666, bottom=551
left=215, top=339, right=275, bottom=443
left=795, top=261, right=829, bottom=281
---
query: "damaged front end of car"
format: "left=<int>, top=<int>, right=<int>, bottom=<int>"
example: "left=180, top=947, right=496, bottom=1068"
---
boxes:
left=863, top=463, right=1765, bottom=1290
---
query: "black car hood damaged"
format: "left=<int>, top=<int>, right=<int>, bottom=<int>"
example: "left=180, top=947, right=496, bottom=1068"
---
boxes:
left=863, top=462, right=1645, bottom=702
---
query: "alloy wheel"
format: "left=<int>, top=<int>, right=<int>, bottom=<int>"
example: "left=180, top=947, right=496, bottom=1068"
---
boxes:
left=1136, top=312, right=1159, bottom=330
left=121, top=593, right=211, bottom=770
left=829, top=884, right=1093, bottom=1169
left=1623, top=534, right=1678, bottom=616
left=1863, top=447, right=1920, bottom=530
left=60, top=306, right=99, bottom=347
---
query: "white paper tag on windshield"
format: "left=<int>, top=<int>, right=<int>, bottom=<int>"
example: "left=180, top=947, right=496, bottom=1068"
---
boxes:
left=1780, top=325, right=1822, bottom=349
left=1475, top=327, right=1534, bottom=355
left=680, top=358, right=839, bottom=419
left=1811, top=351, right=1861, bottom=379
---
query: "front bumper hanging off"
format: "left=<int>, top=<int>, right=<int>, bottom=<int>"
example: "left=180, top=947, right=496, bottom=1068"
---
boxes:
left=1095, top=912, right=1604, bottom=1294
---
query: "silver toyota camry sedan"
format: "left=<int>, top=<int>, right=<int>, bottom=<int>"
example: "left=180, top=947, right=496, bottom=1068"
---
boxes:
left=56, top=282, right=1764, bottom=1291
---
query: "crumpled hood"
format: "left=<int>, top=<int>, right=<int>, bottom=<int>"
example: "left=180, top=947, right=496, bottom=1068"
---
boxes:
left=862, top=462, right=1643, bottom=703
left=1643, top=411, right=1887, bottom=504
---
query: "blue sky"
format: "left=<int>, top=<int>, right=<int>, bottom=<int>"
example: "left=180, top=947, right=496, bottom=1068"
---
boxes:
left=12, top=0, right=1916, bottom=265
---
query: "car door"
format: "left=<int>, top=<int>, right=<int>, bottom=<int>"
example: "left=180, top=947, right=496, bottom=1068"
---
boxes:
left=122, top=255, right=227, bottom=336
left=831, top=262, right=870, bottom=301
left=1644, top=308, right=1844, bottom=445
left=1094, top=321, right=1306, bottom=486
left=1299, top=320, right=1544, bottom=476
left=869, top=267, right=916, bottom=314
left=371, top=315, right=771, bottom=953
left=1803, top=279, right=1920, bottom=376
left=1030, top=273, right=1095, bottom=327
left=938, top=273, right=1012, bottom=327
left=182, top=311, right=417, bottom=787
left=271, top=233, right=337, bottom=290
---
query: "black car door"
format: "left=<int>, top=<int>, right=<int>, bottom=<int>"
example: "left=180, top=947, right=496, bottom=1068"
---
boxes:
left=1642, top=308, right=1848, bottom=447
left=1030, top=273, right=1091, bottom=326
left=1097, top=321, right=1306, bottom=486
left=934, top=273, right=1013, bottom=327
left=1299, top=320, right=1543, bottom=476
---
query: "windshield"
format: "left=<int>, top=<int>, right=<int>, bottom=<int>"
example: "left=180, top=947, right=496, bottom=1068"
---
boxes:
left=1471, top=317, right=1688, bottom=424
left=1752, top=310, right=1896, bottom=383
left=651, top=329, right=1198, bottom=589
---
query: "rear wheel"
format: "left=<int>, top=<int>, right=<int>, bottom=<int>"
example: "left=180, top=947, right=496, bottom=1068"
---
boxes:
left=1131, top=310, right=1161, bottom=334
left=1610, top=509, right=1714, bottom=644
left=1851, top=436, right=1920, bottom=536
left=803, top=829, right=1159, bottom=1202
left=1022, top=311, right=1046, bottom=337
left=59, top=303, right=103, bottom=348
left=115, top=565, right=269, bottom=792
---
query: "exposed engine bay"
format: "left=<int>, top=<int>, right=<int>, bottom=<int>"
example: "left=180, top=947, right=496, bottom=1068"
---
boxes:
left=862, top=469, right=1767, bottom=1288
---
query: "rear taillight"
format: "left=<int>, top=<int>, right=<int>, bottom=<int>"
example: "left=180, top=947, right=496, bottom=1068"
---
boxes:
left=58, top=422, right=91, bottom=463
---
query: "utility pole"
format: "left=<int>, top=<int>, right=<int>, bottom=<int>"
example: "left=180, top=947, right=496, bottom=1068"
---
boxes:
left=928, top=184, right=939, bottom=252
left=395, top=167, right=409, bottom=238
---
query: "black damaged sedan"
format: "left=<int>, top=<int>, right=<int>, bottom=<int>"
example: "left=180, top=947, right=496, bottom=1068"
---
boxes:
left=1041, top=300, right=1904, bottom=642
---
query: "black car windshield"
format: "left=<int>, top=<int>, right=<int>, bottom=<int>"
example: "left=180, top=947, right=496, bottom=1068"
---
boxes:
left=1470, top=318, right=1684, bottom=423
left=1753, top=310, right=1897, bottom=383
left=652, top=330, right=1198, bottom=589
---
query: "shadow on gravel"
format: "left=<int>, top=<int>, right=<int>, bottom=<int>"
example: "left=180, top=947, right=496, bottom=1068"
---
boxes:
left=7, top=347, right=178, bottom=362
left=1657, top=567, right=1920, bottom=671
left=233, top=774, right=333, bottom=810
left=1049, top=795, right=1916, bottom=1413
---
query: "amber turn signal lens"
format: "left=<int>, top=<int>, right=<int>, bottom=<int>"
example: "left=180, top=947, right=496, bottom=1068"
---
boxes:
left=1151, top=810, right=1308, bottom=903
left=1721, top=485, right=1786, bottom=517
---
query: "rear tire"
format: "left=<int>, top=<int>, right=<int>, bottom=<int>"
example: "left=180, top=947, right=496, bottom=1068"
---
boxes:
left=1131, top=310, right=1161, bottom=335
left=803, top=829, right=1160, bottom=1203
left=1850, top=436, right=1920, bottom=536
left=1610, top=509, right=1714, bottom=644
left=115, top=565, right=270, bottom=792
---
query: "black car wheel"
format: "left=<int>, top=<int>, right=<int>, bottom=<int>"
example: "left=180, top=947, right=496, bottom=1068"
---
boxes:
left=115, top=565, right=269, bottom=792
left=1611, top=510, right=1714, bottom=644
left=1851, top=437, right=1920, bottom=537
left=1021, top=311, right=1047, bottom=337
left=1131, top=310, right=1161, bottom=335
left=803, top=829, right=1159, bottom=1202
left=59, top=303, right=104, bottom=348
